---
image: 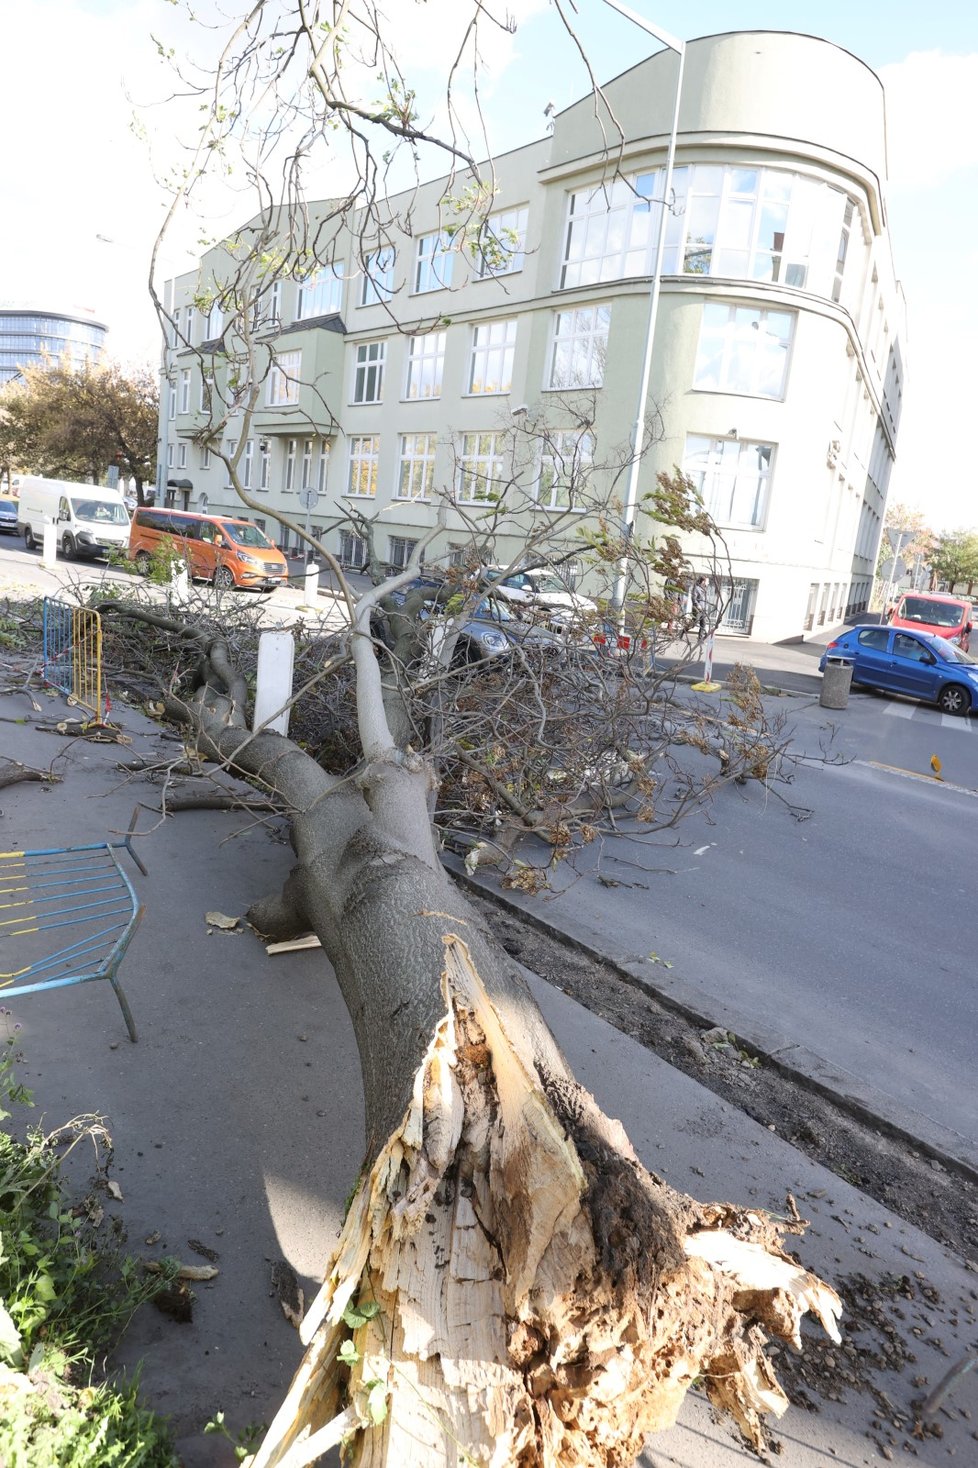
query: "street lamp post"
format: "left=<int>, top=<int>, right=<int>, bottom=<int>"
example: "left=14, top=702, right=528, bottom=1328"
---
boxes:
left=605, top=2, right=686, bottom=613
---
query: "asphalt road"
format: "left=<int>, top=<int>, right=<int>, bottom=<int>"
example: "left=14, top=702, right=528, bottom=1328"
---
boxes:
left=505, top=684, right=978, bottom=1147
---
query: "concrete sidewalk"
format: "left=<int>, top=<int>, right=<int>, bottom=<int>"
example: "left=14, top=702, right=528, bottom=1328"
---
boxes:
left=1, top=627, right=975, bottom=1465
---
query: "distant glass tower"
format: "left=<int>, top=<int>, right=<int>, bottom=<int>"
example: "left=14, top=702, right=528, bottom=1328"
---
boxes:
left=0, top=307, right=107, bottom=385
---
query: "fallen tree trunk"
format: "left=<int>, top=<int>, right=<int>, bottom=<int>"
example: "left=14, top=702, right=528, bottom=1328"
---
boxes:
left=99, top=607, right=841, bottom=1467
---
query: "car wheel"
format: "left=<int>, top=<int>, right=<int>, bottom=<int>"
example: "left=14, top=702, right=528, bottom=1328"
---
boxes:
left=24, top=526, right=35, bottom=551
left=61, top=533, right=76, bottom=560
left=134, top=551, right=152, bottom=575
left=213, top=565, right=236, bottom=591
left=937, top=684, right=971, bottom=716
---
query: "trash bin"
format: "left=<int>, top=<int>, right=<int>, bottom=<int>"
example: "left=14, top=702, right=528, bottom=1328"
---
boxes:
left=820, top=655, right=853, bottom=710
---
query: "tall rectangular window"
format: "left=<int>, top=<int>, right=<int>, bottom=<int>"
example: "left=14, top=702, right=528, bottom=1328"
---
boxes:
left=468, top=319, right=517, bottom=395
left=199, top=373, right=212, bottom=412
left=177, top=442, right=188, bottom=469
left=475, top=207, right=528, bottom=278
left=172, top=306, right=182, bottom=346
left=167, top=380, right=176, bottom=419
left=405, top=331, right=446, bottom=399
left=242, top=438, right=254, bottom=489
left=296, top=263, right=345, bottom=319
left=179, top=369, right=191, bottom=414
left=266, top=349, right=301, bottom=406
left=684, top=435, right=774, bottom=529
left=538, top=430, right=594, bottom=510
left=284, top=439, right=297, bottom=491
left=359, top=248, right=394, bottom=306
left=206, top=298, right=224, bottom=340
left=693, top=304, right=795, bottom=400
left=548, top=305, right=610, bottom=389
left=456, top=432, right=507, bottom=504
left=200, top=444, right=211, bottom=470
left=415, top=232, right=454, bottom=293
left=259, top=440, right=271, bottom=490
left=224, top=438, right=237, bottom=488
left=352, top=340, right=386, bottom=404
left=388, top=536, right=418, bottom=572
left=316, top=441, right=329, bottom=493
left=339, top=530, right=367, bottom=569
left=300, top=438, right=313, bottom=491
left=397, top=433, right=437, bottom=501
left=347, top=436, right=379, bottom=497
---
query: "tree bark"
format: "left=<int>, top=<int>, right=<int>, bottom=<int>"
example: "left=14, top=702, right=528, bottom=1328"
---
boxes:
left=103, top=612, right=840, bottom=1466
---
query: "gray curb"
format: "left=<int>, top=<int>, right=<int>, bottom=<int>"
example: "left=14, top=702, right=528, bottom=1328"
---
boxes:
left=444, top=852, right=978, bottom=1188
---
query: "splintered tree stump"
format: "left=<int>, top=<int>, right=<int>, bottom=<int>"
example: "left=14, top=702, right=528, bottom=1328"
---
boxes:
left=249, top=936, right=840, bottom=1468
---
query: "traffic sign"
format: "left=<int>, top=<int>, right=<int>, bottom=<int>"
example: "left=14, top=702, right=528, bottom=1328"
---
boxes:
left=298, top=487, right=319, bottom=511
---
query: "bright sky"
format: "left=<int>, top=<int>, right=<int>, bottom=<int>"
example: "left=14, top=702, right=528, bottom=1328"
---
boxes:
left=3, top=0, right=976, bottom=529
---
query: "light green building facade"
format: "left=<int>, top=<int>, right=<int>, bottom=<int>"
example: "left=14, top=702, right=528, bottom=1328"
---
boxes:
left=160, top=30, right=904, bottom=642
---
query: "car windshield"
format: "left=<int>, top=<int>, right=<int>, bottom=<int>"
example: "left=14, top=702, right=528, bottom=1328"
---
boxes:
left=472, top=597, right=516, bottom=622
left=930, top=636, right=978, bottom=665
left=71, top=499, right=129, bottom=525
left=220, top=521, right=273, bottom=548
left=899, top=596, right=966, bottom=627
left=526, top=573, right=568, bottom=595
left=0, top=498, right=16, bottom=513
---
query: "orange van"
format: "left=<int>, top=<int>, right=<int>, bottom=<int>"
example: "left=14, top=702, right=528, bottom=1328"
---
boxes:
left=128, top=507, right=288, bottom=591
left=887, top=591, right=972, bottom=651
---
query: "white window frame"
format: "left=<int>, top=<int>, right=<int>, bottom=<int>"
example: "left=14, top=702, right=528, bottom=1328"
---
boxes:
left=405, top=331, right=446, bottom=400
left=300, top=438, right=313, bottom=491
left=179, top=368, right=191, bottom=414
left=693, top=303, right=795, bottom=400
left=259, top=439, right=271, bottom=491
left=548, top=304, right=611, bottom=390
left=224, top=438, right=237, bottom=489
left=683, top=434, right=774, bottom=530
left=242, top=437, right=254, bottom=489
left=316, top=441, right=329, bottom=494
left=352, top=340, right=386, bottom=404
left=537, top=430, right=594, bottom=511
left=296, top=263, right=344, bottom=320
left=284, top=438, right=297, bottom=492
left=475, top=206, right=528, bottom=278
left=199, top=373, right=212, bottom=412
left=340, top=529, right=367, bottom=569
left=358, top=248, right=395, bottom=307
left=206, top=298, right=224, bottom=340
left=266, top=349, right=301, bottom=407
left=396, top=433, right=437, bottom=501
left=172, top=306, right=182, bottom=347
left=347, top=435, right=379, bottom=498
left=200, top=444, right=211, bottom=470
left=177, top=441, right=188, bottom=469
left=414, top=232, right=454, bottom=293
left=167, top=380, right=176, bottom=419
left=166, top=444, right=174, bottom=468
left=561, top=171, right=678, bottom=289
left=467, top=318, right=517, bottom=396
left=388, top=536, right=419, bottom=572
left=456, top=432, right=507, bottom=505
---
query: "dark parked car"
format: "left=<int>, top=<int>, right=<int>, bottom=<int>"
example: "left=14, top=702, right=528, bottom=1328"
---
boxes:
left=387, top=579, right=563, bottom=663
left=819, top=625, right=978, bottom=715
left=0, top=498, right=19, bottom=535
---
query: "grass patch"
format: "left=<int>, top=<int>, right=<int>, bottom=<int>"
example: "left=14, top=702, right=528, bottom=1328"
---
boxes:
left=0, top=1014, right=179, bottom=1466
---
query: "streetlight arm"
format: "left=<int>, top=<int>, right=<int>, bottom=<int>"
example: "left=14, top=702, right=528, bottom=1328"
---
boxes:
left=600, top=0, right=683, bottom=53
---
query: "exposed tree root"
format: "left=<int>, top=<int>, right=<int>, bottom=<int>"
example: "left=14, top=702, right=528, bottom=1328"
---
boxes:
left=248, top=936, right=840, bottom=1468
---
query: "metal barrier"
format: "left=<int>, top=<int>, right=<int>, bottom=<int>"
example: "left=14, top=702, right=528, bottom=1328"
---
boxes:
left=42, top=599, right=107, bottom=722
left=0, top=817, right=146, bottom=1042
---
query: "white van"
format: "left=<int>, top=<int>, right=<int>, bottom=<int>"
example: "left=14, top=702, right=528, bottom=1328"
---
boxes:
left=17, top=476, right=131, bottom=561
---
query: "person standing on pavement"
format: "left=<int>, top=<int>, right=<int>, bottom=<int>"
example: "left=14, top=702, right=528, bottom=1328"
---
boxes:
left=691, top=576, right=708, bottom=636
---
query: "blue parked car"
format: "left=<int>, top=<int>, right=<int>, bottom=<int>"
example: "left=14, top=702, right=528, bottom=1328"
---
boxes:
left=819, top=625, right=978, bottom=715
left=0, top=497, right=19, bottom=535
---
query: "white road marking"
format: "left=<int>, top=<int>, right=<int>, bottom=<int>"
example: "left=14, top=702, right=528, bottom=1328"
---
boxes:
left=882, top=700, right=915, bottom=718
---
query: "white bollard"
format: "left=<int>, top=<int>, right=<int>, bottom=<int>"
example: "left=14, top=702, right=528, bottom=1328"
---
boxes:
left=253, top=631, right=295, bottom=736
left=303, top=561, right=320, bottom=608
left=170, top=558, right=190, bottom=605
left=42, top=519, right=58, bottom=568
left=702, top=632, right=715, bottom=684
